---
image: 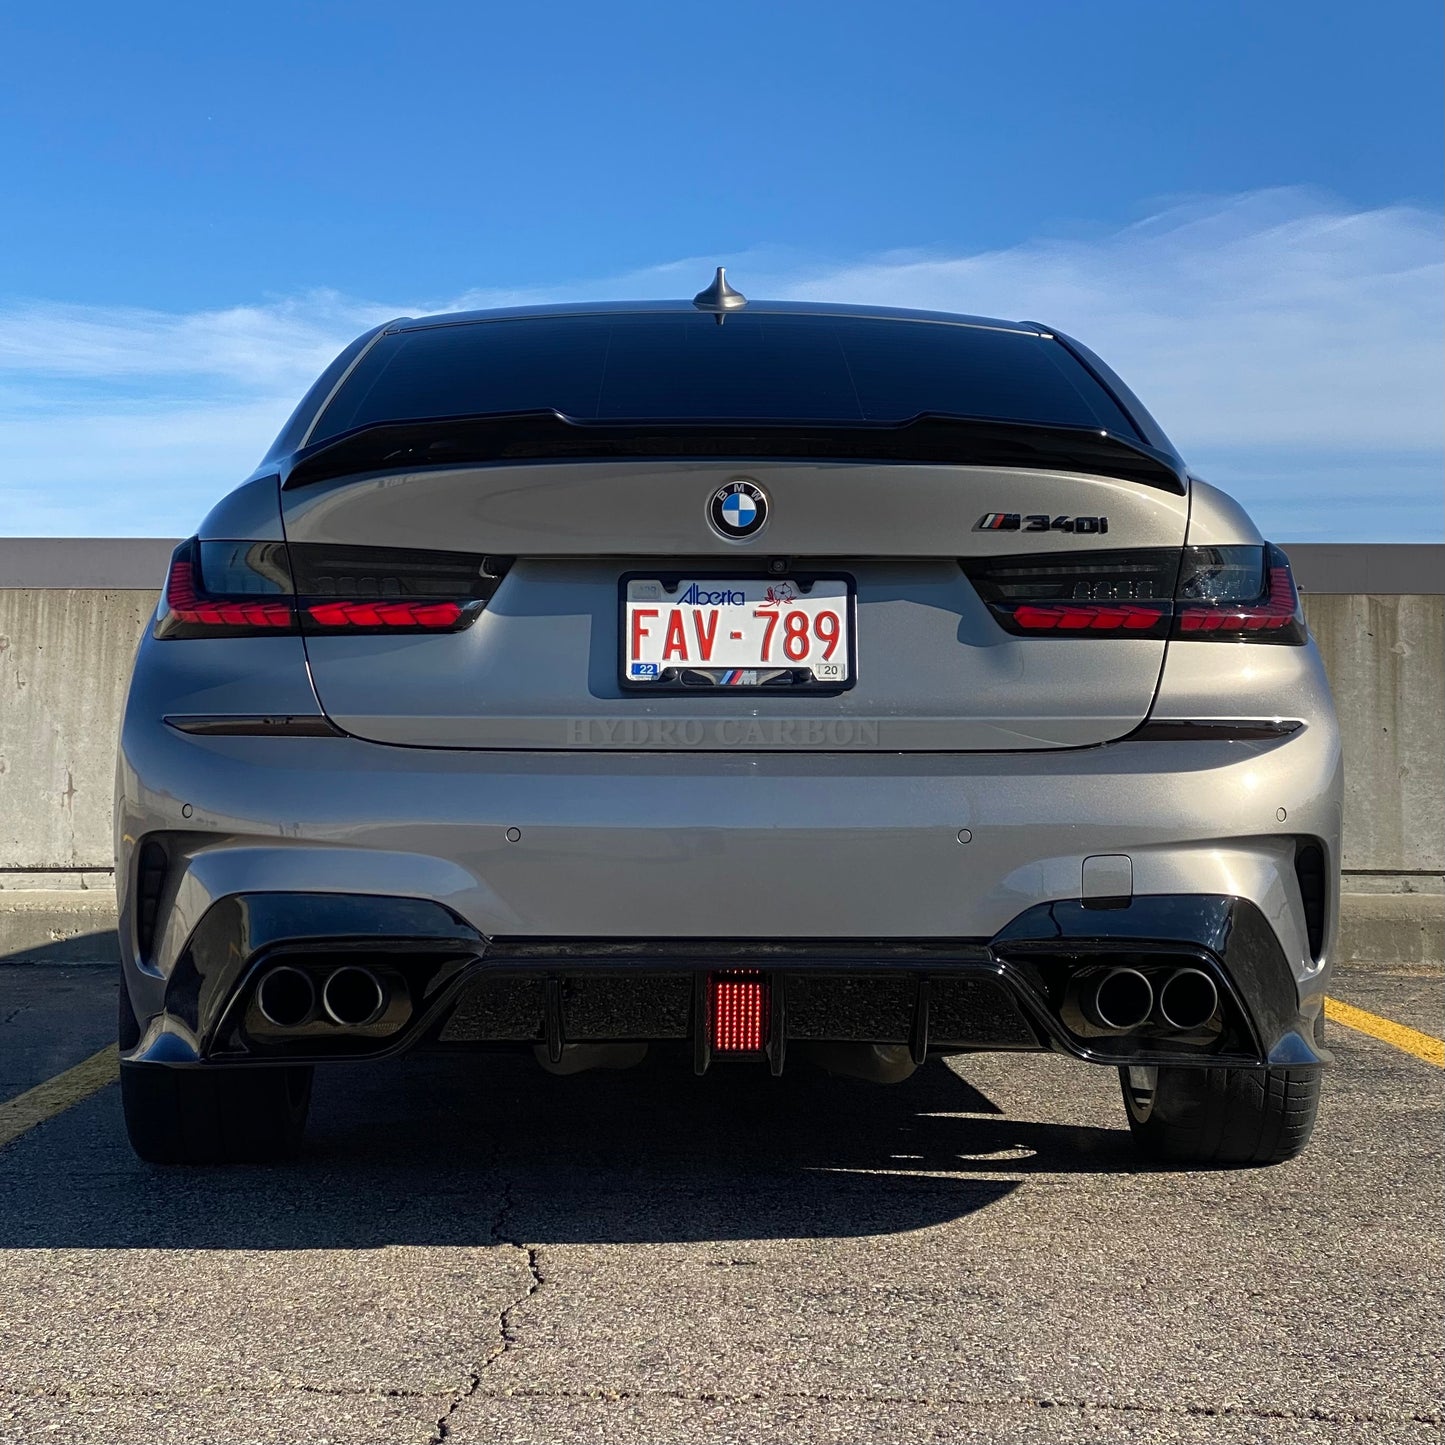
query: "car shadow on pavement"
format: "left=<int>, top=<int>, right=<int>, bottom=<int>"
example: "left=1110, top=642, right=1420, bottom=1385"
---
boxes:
left=1, top=1047, right=1151, bottom=1250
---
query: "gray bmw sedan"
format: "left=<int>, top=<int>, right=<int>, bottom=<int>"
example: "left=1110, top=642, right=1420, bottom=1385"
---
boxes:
left=115, top=273, right=1341, bottom=1166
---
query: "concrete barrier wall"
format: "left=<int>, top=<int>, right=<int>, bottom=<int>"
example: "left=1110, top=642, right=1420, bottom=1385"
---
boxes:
left=1, top=589, right=154, bottom=872
left=1305, top=593, right=1443, bottom=876
left=2, top=543, right=1441, bottom=963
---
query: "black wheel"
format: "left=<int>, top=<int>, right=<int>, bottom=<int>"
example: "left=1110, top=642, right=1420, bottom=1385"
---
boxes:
left=121, top=1063, right=313, bottom=1165
left=1120, top=1064, right=1321, bottom=1167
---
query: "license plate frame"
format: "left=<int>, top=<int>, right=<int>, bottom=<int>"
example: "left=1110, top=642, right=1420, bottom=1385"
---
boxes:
left=618, top=571, right=858, bottom=693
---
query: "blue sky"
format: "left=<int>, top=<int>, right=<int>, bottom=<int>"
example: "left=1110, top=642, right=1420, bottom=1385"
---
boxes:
left=1, top=0, right=1440, bottom=538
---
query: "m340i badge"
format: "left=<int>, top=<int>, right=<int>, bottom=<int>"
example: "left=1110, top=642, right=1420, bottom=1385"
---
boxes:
left=976, top=512, right=1109, bottom=534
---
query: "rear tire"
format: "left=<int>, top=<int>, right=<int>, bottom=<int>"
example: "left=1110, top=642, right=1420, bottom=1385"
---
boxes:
left=1120, top=1064, right=1321, bottom=1167
left=121, top=1063, right=313, bottom=1165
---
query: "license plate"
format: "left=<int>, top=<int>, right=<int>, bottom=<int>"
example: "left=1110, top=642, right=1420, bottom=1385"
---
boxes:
left=622, top=576, right=854, bottom=689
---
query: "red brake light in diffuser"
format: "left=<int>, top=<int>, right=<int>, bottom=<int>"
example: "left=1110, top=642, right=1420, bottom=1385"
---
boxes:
left=709, top=972, right=770, bottom=1054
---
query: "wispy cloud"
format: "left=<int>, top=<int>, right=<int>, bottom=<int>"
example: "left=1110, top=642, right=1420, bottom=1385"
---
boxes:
left=0, top=292, right=395, bottom=389
left=1, top=187, right=1439, bottom=538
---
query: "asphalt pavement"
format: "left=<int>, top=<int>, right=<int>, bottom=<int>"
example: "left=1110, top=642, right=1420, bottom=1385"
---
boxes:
left=0, top=960, right=1439, bottom=1445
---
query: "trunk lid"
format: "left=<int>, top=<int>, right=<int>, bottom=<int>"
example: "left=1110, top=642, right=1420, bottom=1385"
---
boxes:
left=281, top=459, right=1189, bottom=750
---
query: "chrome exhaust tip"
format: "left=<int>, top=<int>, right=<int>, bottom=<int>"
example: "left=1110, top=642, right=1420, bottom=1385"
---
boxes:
left=321, top=966, right=387, bottom=1028
left=1084, top=967, right=1155, bottom=1032
left=1157, top=968, right=1220, bottom=1030
left=255, top=965, right=317, bottom=1029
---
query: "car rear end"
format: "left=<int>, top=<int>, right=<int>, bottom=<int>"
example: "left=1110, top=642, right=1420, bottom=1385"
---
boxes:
left=115, top=301, right=1341, bottom=1166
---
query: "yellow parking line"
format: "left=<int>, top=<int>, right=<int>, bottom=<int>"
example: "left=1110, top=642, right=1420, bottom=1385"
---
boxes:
left=0, top=1046, right=119, bottom=1150
left=1326, top=997, right=1444, bottom=1068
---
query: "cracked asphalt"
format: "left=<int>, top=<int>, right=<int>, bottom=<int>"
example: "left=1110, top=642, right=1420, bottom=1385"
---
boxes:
left=0, top=962, right=1440, bottom=1444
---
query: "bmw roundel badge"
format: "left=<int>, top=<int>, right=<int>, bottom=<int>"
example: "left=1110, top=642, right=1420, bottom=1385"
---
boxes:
left=709, top=479, right=768, bottom=539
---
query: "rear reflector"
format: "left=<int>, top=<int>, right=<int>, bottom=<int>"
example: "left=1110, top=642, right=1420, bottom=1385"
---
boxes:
left=709, top=971, right=770, bottom=1054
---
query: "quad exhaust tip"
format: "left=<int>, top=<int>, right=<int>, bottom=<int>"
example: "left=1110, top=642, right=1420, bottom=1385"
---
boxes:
left=1084, top=967, right=1155, bottom=1032
left=321, top=965, right=387, bottom=1028
left=256, top=963, right=390, bottom=1030
left=1157, top=967, right=1220, bottom=1030
left=255, top=965, right=317, bottom=1029
left=1079, top=964, right=1220, bottom=1034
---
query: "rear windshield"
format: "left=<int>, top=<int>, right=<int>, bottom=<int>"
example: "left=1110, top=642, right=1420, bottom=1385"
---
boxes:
left=309, top=313, right=1140, bottom=443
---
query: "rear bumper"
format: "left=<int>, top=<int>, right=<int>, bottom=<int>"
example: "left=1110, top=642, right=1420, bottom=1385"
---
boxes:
left=118, top=725, right=1342, bottom=963
left=119, top=890, right=1328, bottom=1072
left=117, top=721, right=1341, bottom=1071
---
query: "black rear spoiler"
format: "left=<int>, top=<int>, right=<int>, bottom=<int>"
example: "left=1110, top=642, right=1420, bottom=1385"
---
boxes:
left=281, top=410, right=1187, bottom=493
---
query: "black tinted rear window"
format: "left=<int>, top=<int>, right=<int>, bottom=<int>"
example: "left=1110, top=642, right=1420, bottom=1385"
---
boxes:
left=310, top=313, right=1139, bottom=443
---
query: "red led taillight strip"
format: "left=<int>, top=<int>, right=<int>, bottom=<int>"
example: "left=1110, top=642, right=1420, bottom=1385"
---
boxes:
left=1176, top=565, right=1298, bottom=634
left=1010, top=602, right=1166, bottom=633
left=965, top=544, right=1304, bottom=645
left=156, top=540, right=488, bottom=639
left=305, top=599, right=464, bottom=629
left=164, top=558, right=294, bottom=630
left=709, top=971, right=770, bottom=1054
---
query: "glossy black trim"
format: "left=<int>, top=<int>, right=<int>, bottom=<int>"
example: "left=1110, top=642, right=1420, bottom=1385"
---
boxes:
left=1130, top=720, right=1304, bottom=741
left=480, top=938, right=995, bottom=967
left=125, top=892, right=1324, bottom=1073
left=164, top=714, right=345, bottom=738
left=151, top=893, right=483, bottom=1062
left=280, top=410, right=1187, bottom=493
left=386, top=298, right=1043, bottom=332
left=264, top=320, right=399, bottom=462
left=992, top=896, right=1324, bottom=1067
left=908, top=977, right=931, bottom=1066
left=1294, top=839, right=1328, bottom=962
left=1039, top=326, right=1185, bottom=464
left=133, top=839, right=169, bottom=963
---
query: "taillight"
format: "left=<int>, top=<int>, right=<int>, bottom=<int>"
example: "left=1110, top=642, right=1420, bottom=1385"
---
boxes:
left=963, top=550, right=1178, bottom=638
left=292, top=544, right=504, bottom=633
left=155, top=540, right=297, bottom=638
left=1174, top=544, right=1306, bottom=642
left=962, top=543, right=1305, bottom=645
left=155, top=539, right=507, bottom=639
